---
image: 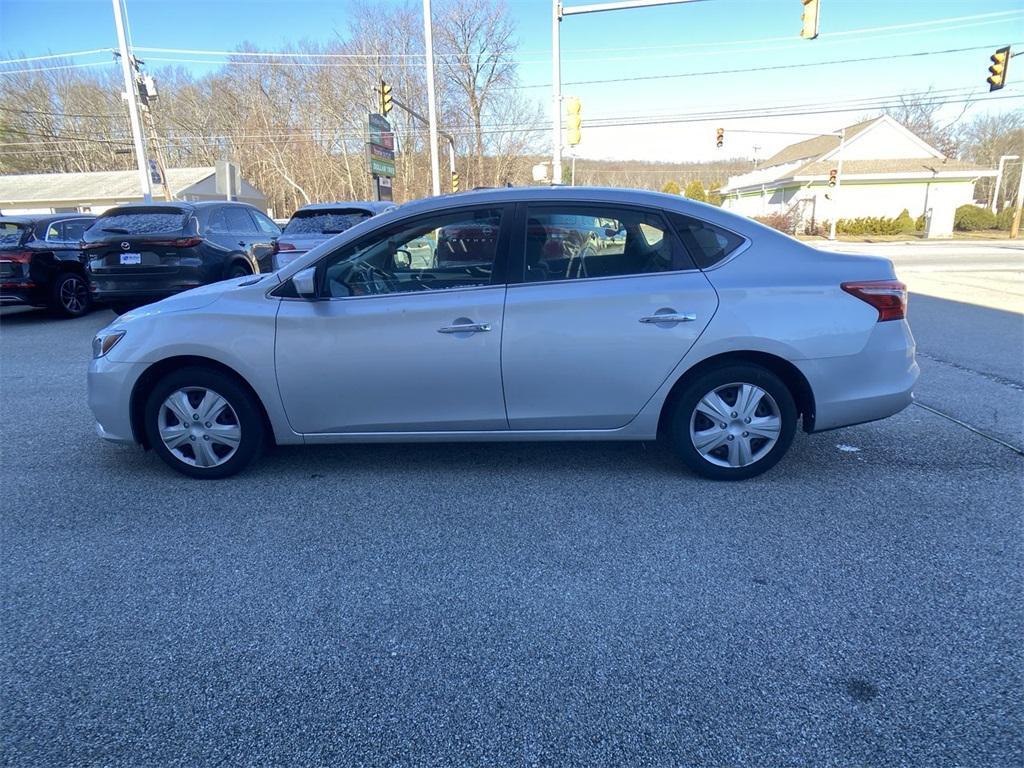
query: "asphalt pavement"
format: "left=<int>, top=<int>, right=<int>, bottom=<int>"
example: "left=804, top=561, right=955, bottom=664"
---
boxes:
left=1, top=243, right=1022, bottom=766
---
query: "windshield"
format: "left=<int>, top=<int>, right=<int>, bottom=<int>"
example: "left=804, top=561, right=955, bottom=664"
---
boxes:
left=0, top=222, right=28, bottom=247
left=284, top=209, right=373, bottom=236
left=90, top=208, right=188, bottom=237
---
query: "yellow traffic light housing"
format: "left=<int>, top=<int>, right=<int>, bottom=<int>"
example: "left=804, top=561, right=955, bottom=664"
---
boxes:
left=379, top=79, right=393, bottom=116
left=452, top=172, right=460, bottom=193
left=800, top=0, right=820, bottom=39
left=828, top=168, right=837, bottom=187
left=566, top=97, right=582, bottom=147
left=988, top=46, right=1010, bottom=92
left=716, top=128, right=724, bottom=149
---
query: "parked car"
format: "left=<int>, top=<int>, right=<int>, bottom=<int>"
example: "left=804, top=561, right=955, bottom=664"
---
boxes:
left=0, top=214, right=96, bottom=317
left=275, top=202, right=395, bottom=269
left=88, top=187, right=918, bottom=480
left=83, top=201, right=280, bottom=314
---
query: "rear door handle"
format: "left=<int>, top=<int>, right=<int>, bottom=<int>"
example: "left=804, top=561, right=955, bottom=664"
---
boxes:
left=438, top=322, right=491, bottom=334
left=639, top=313, right=696, bottom=324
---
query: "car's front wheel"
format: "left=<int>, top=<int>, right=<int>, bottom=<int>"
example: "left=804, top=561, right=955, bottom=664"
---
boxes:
left=49, top=272, right=91, bottom=318
left=669, top=363, right=797, bottom=480
left=143, top=367, right=264, bottom=479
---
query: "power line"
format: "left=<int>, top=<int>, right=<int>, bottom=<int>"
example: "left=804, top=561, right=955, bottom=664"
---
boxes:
left=0, top=48, right=111, bottom=66
left=0, top=60, right=116, bottom=76
left=505, top=43, right=1024, bottom=89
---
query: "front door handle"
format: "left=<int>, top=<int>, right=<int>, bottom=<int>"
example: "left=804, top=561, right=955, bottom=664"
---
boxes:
left=438, top=322, right=491, bottom=334
left=639, top=312, right=697, bottom=324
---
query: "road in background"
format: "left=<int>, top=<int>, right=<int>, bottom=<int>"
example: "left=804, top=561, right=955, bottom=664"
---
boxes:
left=817, top=239, right=1023, bottom=450
left=1, top=241, right=1021, bottom=766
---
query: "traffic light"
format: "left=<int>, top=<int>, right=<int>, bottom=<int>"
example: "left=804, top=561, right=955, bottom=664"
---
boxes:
left=800, top=0, right=820, bottom=39
left=828, top=168, right=837, bottom=187
left=452, top=172, right=460, bottom=193
left=566, top=97, right=582, bottom=147
left=379, top=79, right=393, bottom=116
left=716, top=128, right=724, bottom=149
left=988, top=46, right=1011, bottom=92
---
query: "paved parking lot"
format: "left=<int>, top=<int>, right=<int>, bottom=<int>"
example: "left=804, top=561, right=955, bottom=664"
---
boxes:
left=1, top=242, right=1021, bottom=766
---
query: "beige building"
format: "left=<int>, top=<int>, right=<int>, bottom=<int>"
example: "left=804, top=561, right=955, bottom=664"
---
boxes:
left=720, top=116, right=996, bottom=238
left=0, top=167, right=268, bottom=216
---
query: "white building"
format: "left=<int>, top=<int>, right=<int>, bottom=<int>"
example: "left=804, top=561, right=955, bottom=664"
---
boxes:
left=0, top=167, right=267, bottom=216
left=720, top=116, right=996, bottom=237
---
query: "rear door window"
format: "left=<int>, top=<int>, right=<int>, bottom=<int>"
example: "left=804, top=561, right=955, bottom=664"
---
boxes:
left=666, top=212, right=745, bottom=269
left=521, top=205, right=693, bottom=283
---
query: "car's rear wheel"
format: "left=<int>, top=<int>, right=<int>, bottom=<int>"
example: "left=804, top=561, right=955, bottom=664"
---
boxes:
left=669, top=363, right=797, bottom=480
left=228, top=262, right=252, bottom=279
left=49, top=272, right=91, bottom=318
left=143, top=367, right=264, bottom=479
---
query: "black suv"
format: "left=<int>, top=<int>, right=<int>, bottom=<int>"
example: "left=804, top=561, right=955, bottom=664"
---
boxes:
left=83, top=201, right=281, bottom=313
left=0, top=214, right=97, bottom=317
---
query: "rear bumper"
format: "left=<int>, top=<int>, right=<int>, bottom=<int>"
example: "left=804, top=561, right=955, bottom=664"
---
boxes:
left=0, top=279, right=45, bottom=306
left=796, top=319, right=919, bottom=432
left=88, top=357, right=149, bottom=444
left=89, top=264, right=208, bottom=302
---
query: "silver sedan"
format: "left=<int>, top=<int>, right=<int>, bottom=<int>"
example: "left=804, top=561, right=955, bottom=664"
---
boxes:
left=88, top=187, right=918, bottom=480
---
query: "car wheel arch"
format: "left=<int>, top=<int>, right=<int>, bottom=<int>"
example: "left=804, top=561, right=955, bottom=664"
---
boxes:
left=224, top=254, right=255, bottom=278
left=130, top=355, right=274, bottom=449
left=657, top=350, right=816, bottom=437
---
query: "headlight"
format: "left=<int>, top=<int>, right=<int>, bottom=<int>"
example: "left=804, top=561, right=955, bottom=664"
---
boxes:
left=92, top=330, right=125, bottom=359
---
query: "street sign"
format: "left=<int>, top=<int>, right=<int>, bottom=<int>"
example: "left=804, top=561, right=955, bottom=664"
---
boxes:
left=376, top=175, right=393, bottom=202
left=368, top=113, right=395, bottom=151
left=370, top=158, right=396, bottom=177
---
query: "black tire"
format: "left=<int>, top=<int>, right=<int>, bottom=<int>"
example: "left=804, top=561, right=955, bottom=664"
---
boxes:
left=49, top=271, right=92, bottom=318
left=668, top=363, right=797, bottom=481
left=228, top=262, right=252, bottom=279
left=143, top=366, right=265, bottom=479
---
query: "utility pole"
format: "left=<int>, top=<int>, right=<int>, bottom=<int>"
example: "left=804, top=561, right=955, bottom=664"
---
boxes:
left=552, top=0, right=699, bottom=185
left=422, top=0, right=441, bottom=196
left=828, top=127, right=846, bottom=241
left=991, top=154, right=1019, bottom=213
left=111, top=0, right=151, bottom=203
left=1010, top=164, right=1023, bottom=239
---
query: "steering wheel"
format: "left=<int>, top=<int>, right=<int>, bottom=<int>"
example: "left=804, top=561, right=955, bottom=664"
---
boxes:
left=353, top=262, right=397, bottom=294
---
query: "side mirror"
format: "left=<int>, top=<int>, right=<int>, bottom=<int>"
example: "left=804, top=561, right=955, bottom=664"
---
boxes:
left=292, top=266, right=317, bottom=298
left=393, top=248, right=412, bottom=270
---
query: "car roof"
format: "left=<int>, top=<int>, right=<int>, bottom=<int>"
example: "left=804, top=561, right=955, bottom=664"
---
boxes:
left=293, top=201, right=395, bottom=214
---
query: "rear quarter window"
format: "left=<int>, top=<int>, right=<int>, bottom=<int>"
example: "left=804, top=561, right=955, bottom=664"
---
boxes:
left=666, top=212, right=745, bottom=269
left=0, top=222, right=28, bottom=246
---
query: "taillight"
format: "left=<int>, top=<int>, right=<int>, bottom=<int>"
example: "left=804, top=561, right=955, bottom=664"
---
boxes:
left=277, top=242, right=296, bottom=251
left=173, top=237, right=202, bottom=248
left=841, top=280, right=907, bottom=322
left=0, top=250, right=32, bottom=263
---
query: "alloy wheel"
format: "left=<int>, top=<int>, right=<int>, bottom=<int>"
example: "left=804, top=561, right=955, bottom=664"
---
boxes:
left=158, top=387, right=242, bottom=468
left=689, top=382, right=782, bottom=468
left=59, top=275, right=88, bottom=314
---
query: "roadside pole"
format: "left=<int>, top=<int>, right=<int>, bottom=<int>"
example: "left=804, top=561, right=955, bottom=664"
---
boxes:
left=828, top=127, right=846, bottom=241
left=552, top=0, right=702, bottom=186
left=422, top=0, right=442, bottom=196
left=1010, top=164, right=1023, bottom=239
left=111, top=0, right=152, bottom=203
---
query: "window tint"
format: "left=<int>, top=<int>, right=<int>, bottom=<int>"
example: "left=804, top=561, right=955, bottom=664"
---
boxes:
left=523, top=206, right=690, bottom=283
left=224, top=207, right=258, bottom=233
left=666, top=212, right=744, bottom=269
left=284, top=209, right=372, bottom=235
left=318, top=208, right=503, bottom=298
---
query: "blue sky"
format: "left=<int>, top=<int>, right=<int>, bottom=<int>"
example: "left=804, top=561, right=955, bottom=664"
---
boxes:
left=2, top=0, right=1022, bottom=162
